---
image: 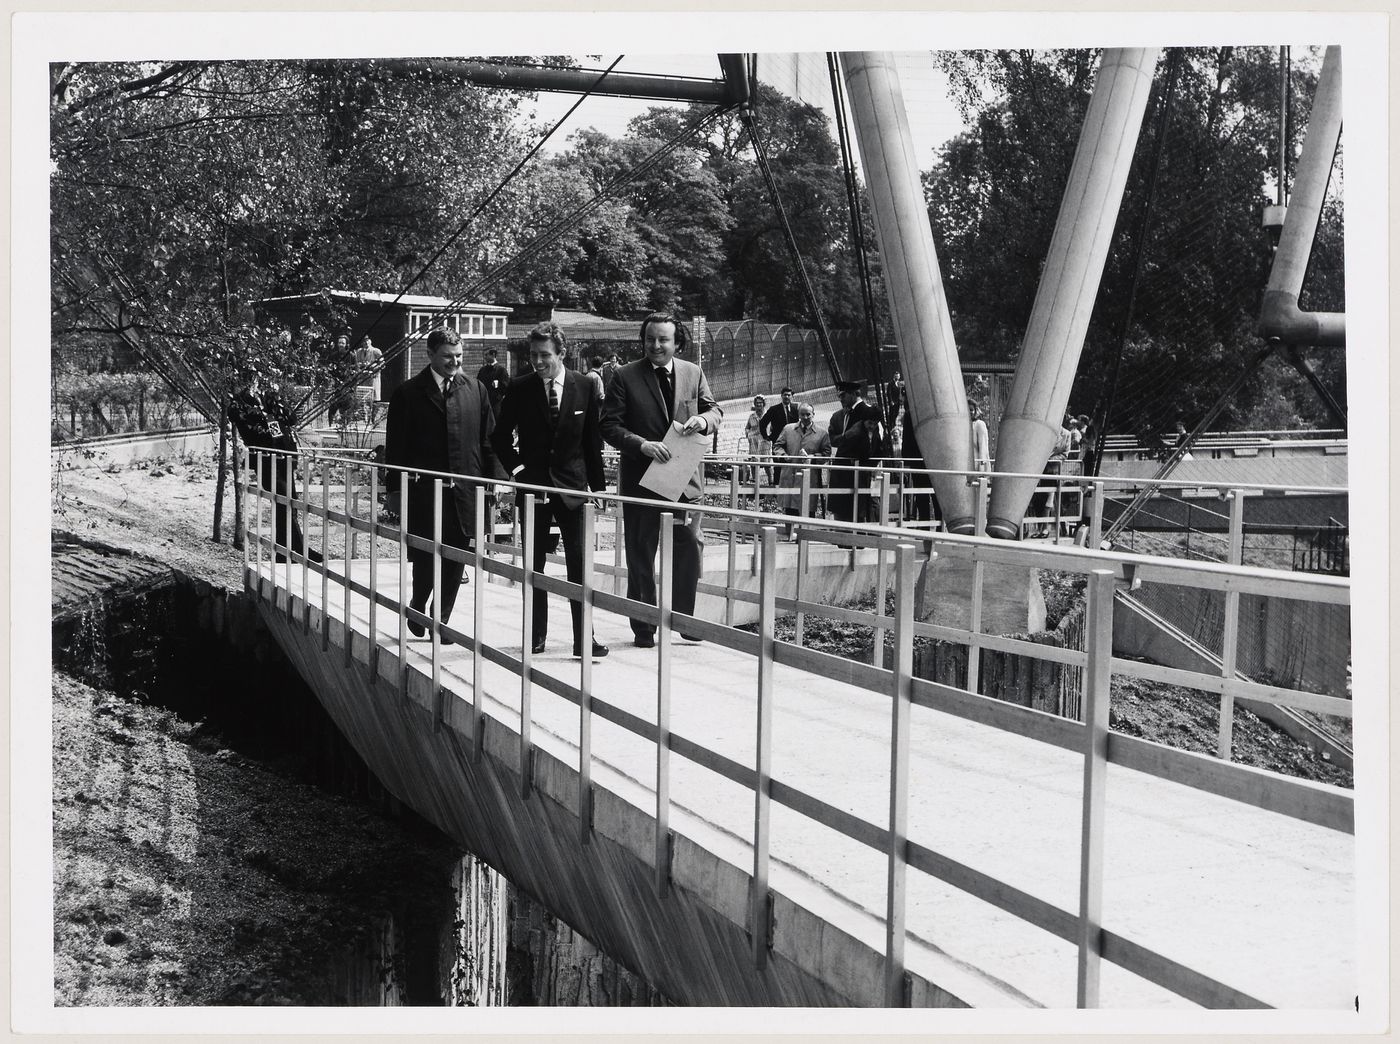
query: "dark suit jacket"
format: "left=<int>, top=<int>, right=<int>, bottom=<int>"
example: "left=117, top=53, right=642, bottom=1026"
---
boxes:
left=491, top=369, right=605, bottom=510
left=830, top=400, right=881, bottom=462
left=760, top=401, right=798, bottom=444
left=384, top=366, right=504, bottom=539
left=600, top=357, right=721, bottom=501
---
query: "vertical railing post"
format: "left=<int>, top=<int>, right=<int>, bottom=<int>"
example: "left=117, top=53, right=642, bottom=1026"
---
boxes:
left=751, top=526, right=777, bottom=969
left=397, top=480, right=409, bottom=692
left=253, top=451, right=265, bottom=594
left=280, top=454, right=292, bottom=599
left=884, top=541, right=916, bottom=1007
left=967, top=477, right=989, bottom=694
left=579, top=501, right=596, bottom=844
left=612, top=501, right=624, bottom=597
left=321, top=460, right=331, bottom=651
left=240, top=447, right=250, bottom=575
left=472, top=484, right=487, bottom=757
left=872, top=470, right=891, bottom=665
left=750, top=460, right=762, bottom=578
left=1088, top=480, right=1105, bottom=550
left=654, top=516, right=675, bottom=896
left=518, top=494, right=538, bottom=797
left=349, top=461, right=361, bottom=561
left=300, top=454, right=311, bottom=634
left=367, top=466, right=379, bottom=678
left=726, top=468, right=739, bottom=626
left=342, top=462, right=353, bottom=665
left=1218, top=488, right=1246, bottom=760
left=1053, top=472, right=1064, bottom=544
left=430, top=478, right=444, bottom=721
left=1076, top=568, right=1117, bottom=1008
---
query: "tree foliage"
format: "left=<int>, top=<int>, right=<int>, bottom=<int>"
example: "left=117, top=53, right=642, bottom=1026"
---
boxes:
left=924, top=47, right=1346, bottom=437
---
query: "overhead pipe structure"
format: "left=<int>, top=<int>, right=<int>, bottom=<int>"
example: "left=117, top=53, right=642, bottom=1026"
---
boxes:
left=841, top=52, right=975, bottom=533
left=1257, top=45, right=1345, bottom=349
left=333, top=57, right=748, bottom=106
left=986, top=48, right=1160, bottom=540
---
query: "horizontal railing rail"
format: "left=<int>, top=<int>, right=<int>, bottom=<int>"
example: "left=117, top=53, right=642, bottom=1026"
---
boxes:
left=242, top=446, right=1352, bottom=1009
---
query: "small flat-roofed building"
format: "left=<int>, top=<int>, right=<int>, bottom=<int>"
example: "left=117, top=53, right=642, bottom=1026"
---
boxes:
left=255, top=290, right=513, bottom=402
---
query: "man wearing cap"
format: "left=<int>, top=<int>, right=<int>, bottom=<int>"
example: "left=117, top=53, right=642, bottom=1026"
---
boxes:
left=600, top=311, right=722, bottom=648
left=827, top=379, right=883, bottom=523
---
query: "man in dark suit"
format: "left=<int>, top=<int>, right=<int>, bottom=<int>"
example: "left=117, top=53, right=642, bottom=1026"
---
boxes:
left=491, top=323, right=609, bottom=659
left=476, top=347, right=511, bottom=410
left=600, top=312, right=722, bottom=647
left=759, top=386, right=798, bottom=484
left=385, top=327, right=504, bottom=641
left=827, top=379, right=884, bottom=523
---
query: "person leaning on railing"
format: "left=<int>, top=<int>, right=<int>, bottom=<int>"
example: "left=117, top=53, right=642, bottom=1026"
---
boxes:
left=228, top=366, right=323, bottom=565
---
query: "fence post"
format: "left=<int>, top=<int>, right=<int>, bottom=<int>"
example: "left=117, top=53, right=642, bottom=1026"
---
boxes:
left=430, top=479, right=444, bottom=717
left=1076, top=568, right=1116, bottom=1008
left=884, top=541, right=917, bottom=1007
left=342, top=462, right=353, bottom=666
left=751, top=526, right=778, bottom=969
left=1218, top=489, right=1246, bottom=760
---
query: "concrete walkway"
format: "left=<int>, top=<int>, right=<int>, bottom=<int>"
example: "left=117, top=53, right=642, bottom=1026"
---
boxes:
left=256, top=555, right=1354, bottom=1009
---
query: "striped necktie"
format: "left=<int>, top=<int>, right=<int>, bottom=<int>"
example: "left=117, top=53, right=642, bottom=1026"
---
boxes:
left=547, top=377, right=559, bottom=425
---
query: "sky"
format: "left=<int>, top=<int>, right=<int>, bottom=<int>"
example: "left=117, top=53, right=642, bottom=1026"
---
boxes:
left=524, top=52, right=967, bottom=170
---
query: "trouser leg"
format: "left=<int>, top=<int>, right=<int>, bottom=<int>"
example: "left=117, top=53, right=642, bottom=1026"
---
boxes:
left=523, top=494, right=555, bottom=643
left=553, top=497, right=587, bottom=647
left=668, top=506, right=704, bottom=622
left=622, top=501, right=661, bottom=638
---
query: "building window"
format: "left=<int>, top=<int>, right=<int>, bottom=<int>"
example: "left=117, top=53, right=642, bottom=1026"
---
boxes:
left=470, top=315, right=482, bottom=337
left=410, top=311, right=463, bottom=333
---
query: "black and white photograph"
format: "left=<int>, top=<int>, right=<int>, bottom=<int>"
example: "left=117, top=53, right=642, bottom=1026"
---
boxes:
left=12, top=7, right=1390, bottom=1037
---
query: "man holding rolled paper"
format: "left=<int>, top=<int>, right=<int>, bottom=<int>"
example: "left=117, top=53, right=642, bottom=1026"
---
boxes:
left=600, top=312, right=722, bottom=648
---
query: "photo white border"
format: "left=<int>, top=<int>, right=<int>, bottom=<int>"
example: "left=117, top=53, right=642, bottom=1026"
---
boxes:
left=11, top=7, right=1389, bottom=1038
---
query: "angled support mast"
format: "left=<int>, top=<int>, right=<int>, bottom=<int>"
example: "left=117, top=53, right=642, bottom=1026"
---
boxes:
left=1257, top=44, right=1344, bottom=348
left=841, top=52, right=975, bottom=532
left=986, top=48, right=1159, bottom=540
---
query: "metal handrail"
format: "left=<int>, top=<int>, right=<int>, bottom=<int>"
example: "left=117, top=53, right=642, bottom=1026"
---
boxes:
left=243, top=446, right=1352, bottom=1009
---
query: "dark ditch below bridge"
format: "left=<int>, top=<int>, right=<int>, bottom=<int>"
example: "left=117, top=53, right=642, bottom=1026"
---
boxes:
left=51, top=534, right=668, bottom=1007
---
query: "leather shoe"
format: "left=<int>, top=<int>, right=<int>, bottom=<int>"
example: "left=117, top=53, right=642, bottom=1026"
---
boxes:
left=679, top=633, right=702, bottom=643
left=407, top=614, right=426, bottom=639
left=573, top=641, right=609, bottom=659
left=633, top=634, right=655, bottom=649
left=531, top=638, right=547, bottom=655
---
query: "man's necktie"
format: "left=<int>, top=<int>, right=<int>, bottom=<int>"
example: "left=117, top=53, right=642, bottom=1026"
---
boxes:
left=548, top=378, right=559, bottom=425
left=443, top=376, right=454, bottom=399
left=655, top=367, right=674, bottom=420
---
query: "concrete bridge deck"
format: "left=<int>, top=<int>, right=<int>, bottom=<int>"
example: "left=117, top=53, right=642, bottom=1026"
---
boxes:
left=250, top=552, right=1353, bottom=1010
